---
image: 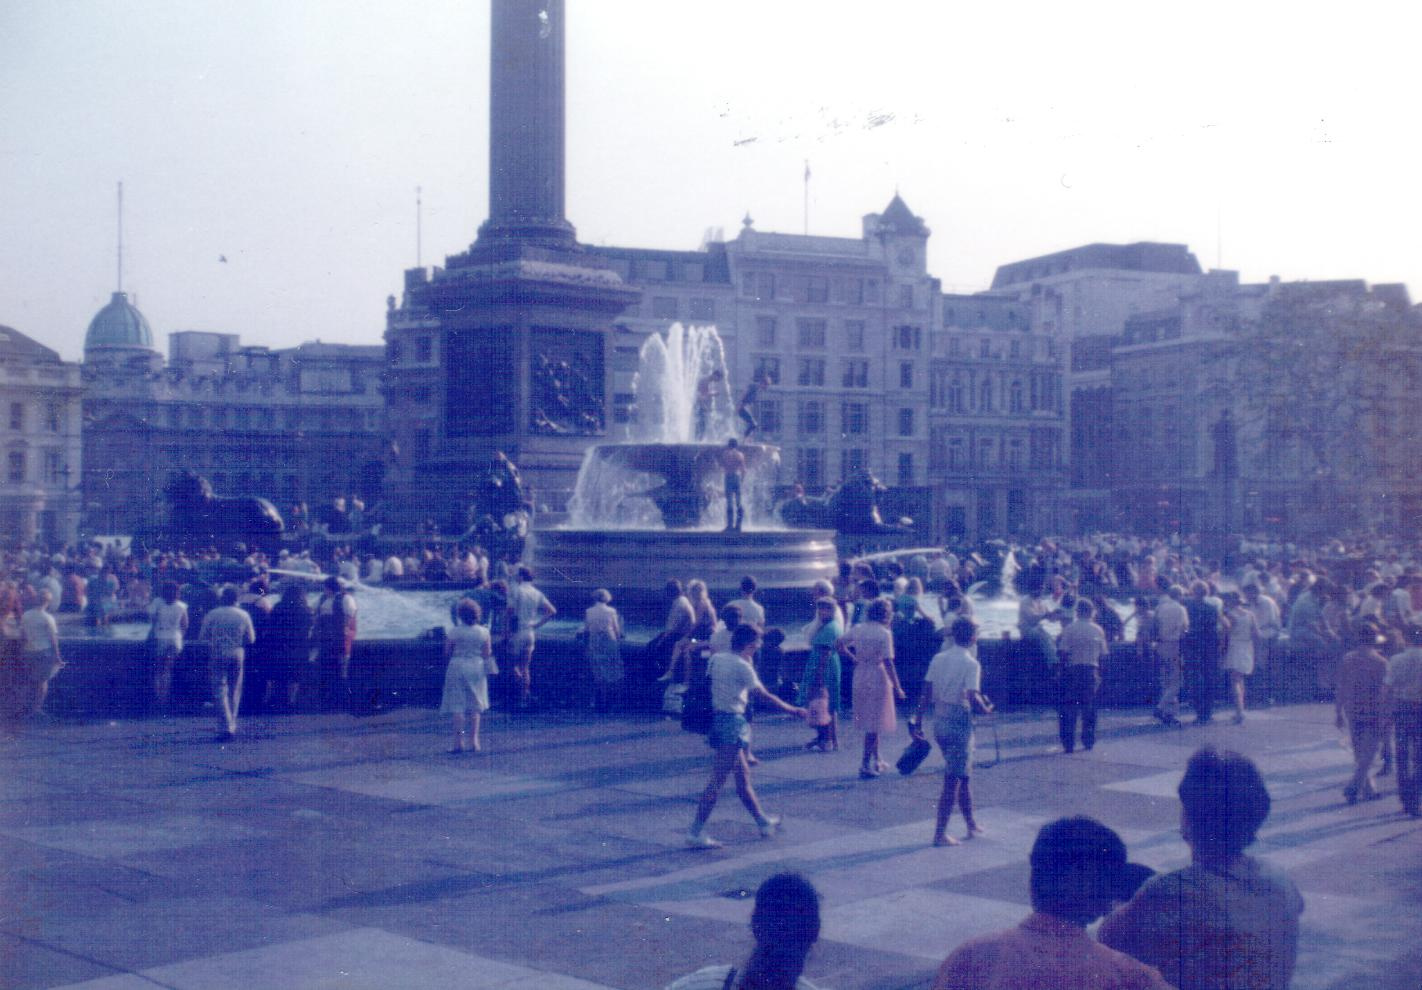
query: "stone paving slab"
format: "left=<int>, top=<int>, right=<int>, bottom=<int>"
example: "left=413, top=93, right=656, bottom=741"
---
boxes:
left=3, top=702, right=1420, bottom=990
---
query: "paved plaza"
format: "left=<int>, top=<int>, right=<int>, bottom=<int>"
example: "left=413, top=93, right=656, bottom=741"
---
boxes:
left=2, top=700, right=1419, bottom=990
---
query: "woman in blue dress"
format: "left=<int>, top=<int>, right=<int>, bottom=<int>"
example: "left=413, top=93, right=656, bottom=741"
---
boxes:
left=798, top=597, right=843, bottom=751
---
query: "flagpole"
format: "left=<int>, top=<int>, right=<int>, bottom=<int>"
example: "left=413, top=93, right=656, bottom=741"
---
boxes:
left=116, top=180, right=124, bottom=292
left=803, top=161, right=810, bottom=235
left=416, top=185, right=423, bottom=268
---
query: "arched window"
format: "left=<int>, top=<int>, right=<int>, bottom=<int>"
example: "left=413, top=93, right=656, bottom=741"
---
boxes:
left=980, top=379, right=993, bottom=412
left=1010, top=381, right=1025, bottom=413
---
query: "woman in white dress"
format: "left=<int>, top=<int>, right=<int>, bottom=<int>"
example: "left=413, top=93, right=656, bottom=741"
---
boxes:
left=1222, top=590, right=1259, bottom=725
left=440, top=598, right=496, bottom=753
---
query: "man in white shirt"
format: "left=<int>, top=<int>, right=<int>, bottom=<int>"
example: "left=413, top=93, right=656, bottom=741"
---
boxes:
left=1151, top=587, right=1190, bottom=726
left=506, top=565, right=555, bottom=708
left=198, top=586, right=256, bottom=741
left=18, top=590, right=63, bottom=719
left=726, top=576, right=766, bottom=629
left=1056, top=600, right=1109, bottom=752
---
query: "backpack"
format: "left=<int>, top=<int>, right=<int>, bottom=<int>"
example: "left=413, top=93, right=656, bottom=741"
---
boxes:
left=680, top=654, right=714, bottom=735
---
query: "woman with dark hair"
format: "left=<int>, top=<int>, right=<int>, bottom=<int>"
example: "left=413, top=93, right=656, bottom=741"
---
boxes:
left=665, top=872, right=825, bottom=989
left=266, top=582, right=315, bottom=711
left=1101, top=747, right=1304, bottom=990
left=440, top=598, right=495, bottom=753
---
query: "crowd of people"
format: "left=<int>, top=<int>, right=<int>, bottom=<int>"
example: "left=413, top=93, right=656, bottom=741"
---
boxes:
left=667, top=749, right=1302, bottom=990
left=4, top=530, right=1421, bottom=820
left=5, top=528, right=1420, bottom=988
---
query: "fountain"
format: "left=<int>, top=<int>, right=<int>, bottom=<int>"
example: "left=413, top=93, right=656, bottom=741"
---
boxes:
left=532, top=323, right=837, bottom=616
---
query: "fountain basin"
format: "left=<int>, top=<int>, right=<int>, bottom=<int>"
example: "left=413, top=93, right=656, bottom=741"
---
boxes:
left=531, top=526, right=838, bottom=617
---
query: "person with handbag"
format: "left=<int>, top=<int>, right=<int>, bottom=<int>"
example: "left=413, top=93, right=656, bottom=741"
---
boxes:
left=913, top=617, right=987, bottom=847
left=798, top=598, right=843, bottom=752
left=686, top=624, right=807, bottom=849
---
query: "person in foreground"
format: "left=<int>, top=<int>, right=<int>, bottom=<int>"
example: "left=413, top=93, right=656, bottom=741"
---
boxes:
left=687, top=624, right=808, bottom=848
left=933, top=816, right=1169, bottom=989
left=665, top=872, right=826, bottom=990
left=1099, top=747, right=1305, bottom=990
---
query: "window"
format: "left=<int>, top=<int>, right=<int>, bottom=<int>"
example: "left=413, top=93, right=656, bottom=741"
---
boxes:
left=980, top=339, right=992, bottom=359
left=948, top=336, right=961, bottom=356
left=45, top=404, right=60, bottom=433
left=757, top=399, right=782, bottom=435
left=978, top=437, right=994, bottom=468
left=842, top=401, right=868, bottom=435
left=7, top=450, right=24, bottom=483
left=797, top=400, right=824, bottom=434
left=797, top=358, right=825, bottom=387
left=44, top=449, right=63, bottom=484
left=416, top=336, right=433, bottom=362
left=948, top=437, right=965, bottom=470
left=166, top=406, right=180, bottom=428
left=689, top=297, right=716, bottom=321
left=980, top=379, right=993, bottom=412
left=898, top=408, right=915, bottom=437
left=756, top=316, right=777, bottom=347
left=797, top=447, right=823, bottom=488
left=8, top=402, right=22, bottom=431
left=1008, top=439, right=1024, bottom=472
left=1009, top=339, right=1021, bottom=359
left=284, top=408, right=301, bottom=429
left=845, top=278, right=865, bottom=305
left=841, top=447, right=867, bottom=480
left=897, top=452, right=914, bottom=486
left=796, top=319, right=827, bottom=349
left=800, top=276, right=829, bottom=303
left=845, top=320, right=865, bottom=351
left=948, top=378, right=965, bottom=413
left=747, top=272, right=776, bottom=300
left=412, top=386, right=432, bottom=404
left=842, top=360, right=868, bottom=388
left=899, top=284, right=914, bottom=308
left=187, top=407, right=204, bottom=427
left=388, top=340, right=403, bottom=364
left=899, top=362, right=913, bottom=389
left=894, top=325, right=922, bottom=350
left=1010, top=380, right=1025, bottom=413
left=753, top=356, right=781, bottom=385
left=652, top=297, right=678, bottom=319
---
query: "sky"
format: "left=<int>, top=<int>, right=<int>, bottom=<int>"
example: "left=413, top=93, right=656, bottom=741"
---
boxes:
left=2, top=0, right=1419, bottom=361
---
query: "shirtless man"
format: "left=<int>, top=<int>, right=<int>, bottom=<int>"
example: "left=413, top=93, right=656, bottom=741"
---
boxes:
left=720, top=438, right=747, bottom=532
left=736, top=372, right=767, bottom=438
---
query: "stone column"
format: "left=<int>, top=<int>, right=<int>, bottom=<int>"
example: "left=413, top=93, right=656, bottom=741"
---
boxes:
left=481, top=0, right=576, bottom=248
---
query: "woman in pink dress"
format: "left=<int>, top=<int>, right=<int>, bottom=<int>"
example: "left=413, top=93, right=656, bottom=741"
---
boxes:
left=836, top=598, right=906, bottom=779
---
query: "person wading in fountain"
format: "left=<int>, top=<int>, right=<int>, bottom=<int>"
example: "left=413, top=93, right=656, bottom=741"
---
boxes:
left=736, top=371, right=767, bottom=439
left=721, top=438, right=747, bottom=533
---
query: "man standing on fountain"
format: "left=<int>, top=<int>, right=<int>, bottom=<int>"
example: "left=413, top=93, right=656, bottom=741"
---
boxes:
left=720, top=438, right=747, bottom=533
left=736, top=371, right=766, bottom=438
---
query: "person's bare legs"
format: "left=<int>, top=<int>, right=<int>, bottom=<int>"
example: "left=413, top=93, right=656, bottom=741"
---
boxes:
left=934, top=772, right=962, bottom=846
left=1231, top=672, right=1247, bottom=723
left=690, top=745, right=739, bottom=836
left=959, top=777, right=983, bottom=837
left=862, top=731, right=882, bottom=773
left=468, top=709, right=482, bottom=752
left=449, top=713, right=466, bottom=753
left=731, top=750, right=769, bottom=822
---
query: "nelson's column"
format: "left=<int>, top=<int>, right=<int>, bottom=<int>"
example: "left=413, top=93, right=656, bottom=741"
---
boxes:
left=382, top=0, right=641, bottom=531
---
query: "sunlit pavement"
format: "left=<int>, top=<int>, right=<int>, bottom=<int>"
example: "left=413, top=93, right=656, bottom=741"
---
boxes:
left=2, top=700, right=1418, bottom=989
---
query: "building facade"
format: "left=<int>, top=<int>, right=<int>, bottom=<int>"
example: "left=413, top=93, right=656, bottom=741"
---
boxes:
left=582, top=196, right=1067, bottom=543
left=0, top=326, right=83, bottom=546
left=1109, top=276, right=1422, bottom=539
left=988, top=243, right=1208, bottom=530
left=929, top=292, right=1067, bottom=540
left=81, top=293, right=385, bottom=535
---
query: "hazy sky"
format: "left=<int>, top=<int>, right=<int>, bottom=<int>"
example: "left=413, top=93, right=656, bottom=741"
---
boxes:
left=2, top=1, right=1418, bottom=360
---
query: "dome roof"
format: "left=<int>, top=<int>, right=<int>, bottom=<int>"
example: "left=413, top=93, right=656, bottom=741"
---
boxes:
left=85, top=291, right=154, bottom=352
